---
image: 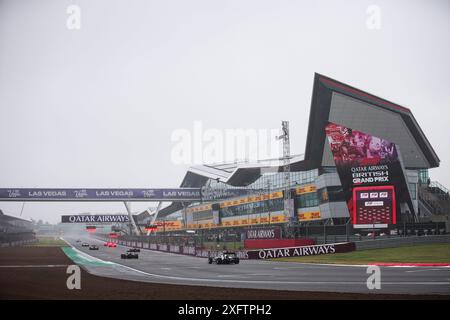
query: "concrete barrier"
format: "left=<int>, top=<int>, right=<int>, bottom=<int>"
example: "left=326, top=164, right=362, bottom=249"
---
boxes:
left=182, top=246, right=195, bottom=255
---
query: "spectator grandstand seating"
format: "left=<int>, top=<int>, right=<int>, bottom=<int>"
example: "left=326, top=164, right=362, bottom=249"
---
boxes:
left=0, top=210, right=36, bottom=245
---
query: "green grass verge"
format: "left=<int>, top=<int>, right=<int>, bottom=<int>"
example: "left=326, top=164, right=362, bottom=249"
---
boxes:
left=27, top=236, right=69, bottom=247
left=202, top=241, right=244, bottom=250
left=61, top=247, right=115, bottom=267
left=273, top=243, right=450, bottom=264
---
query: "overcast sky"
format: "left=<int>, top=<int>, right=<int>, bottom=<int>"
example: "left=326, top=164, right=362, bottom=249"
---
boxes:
left=0, top=0, right=449, bottom=224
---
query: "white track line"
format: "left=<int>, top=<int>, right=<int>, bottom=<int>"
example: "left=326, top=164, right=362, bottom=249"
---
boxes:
left=106, top=261, right=450, bottom=286
left=406, top=269, right=450, bottom=273
left=269, top=261, right=450, bottom=268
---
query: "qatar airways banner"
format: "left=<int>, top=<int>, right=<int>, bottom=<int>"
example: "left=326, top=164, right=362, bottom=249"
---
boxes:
left=61, top=214, right=130, bottom=223
left=244, top=227, right=281, bottom=240
left=247, top=242, right=356, bottom=259
left=324, top=122, right=412, bottom=226
left=0, top=188, right=202, bottom=201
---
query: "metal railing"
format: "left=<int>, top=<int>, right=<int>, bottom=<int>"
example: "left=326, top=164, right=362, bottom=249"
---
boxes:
left=430, top=180, right=450, bottom=195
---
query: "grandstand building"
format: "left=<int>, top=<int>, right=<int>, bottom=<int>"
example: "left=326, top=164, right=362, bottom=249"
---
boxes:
left=152, top=74, right=447, bottom=234
left=0, top=210, right=35, bottom=245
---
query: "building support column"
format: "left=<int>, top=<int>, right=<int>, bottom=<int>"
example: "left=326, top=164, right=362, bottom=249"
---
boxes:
left=124, top=201, right=140, bottom=236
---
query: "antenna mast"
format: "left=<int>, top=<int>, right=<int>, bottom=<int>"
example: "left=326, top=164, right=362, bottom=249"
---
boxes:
left=277, top=121, right=294, bottom=236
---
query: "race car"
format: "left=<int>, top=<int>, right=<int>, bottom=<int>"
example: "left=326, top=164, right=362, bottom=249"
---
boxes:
left=208, top=251, right=240, bottom=265
left=81, top=243, right=89, bottom=247
left=104, top=242, right=117, bottom=248
left=121, top=252, right=138, bottom=259
left=89, top=245, right=99, bottom=250
left=127, top=248, right=140, bottom=253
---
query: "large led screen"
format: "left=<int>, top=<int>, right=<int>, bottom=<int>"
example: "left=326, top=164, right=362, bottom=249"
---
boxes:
left=352, top=185, right=397, bottom=228
left=325, top=122, right=411, bottom=227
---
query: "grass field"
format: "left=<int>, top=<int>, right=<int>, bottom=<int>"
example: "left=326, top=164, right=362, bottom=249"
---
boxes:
left=202, top=241, right=244, bottom=250
left=27, top=236, right=68, bottom=247
left=274, top=243, right=450, bottom=264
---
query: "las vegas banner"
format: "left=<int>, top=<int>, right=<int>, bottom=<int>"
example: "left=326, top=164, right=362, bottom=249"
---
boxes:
left=324, top=122, right=414, bottom=228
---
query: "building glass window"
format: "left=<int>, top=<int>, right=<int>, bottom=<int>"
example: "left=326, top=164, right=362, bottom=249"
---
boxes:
left=418, top=169, right=429, bottom=186
left=192, top=210, right=213, bottom=221
left=295, top=192, right=319, bottom=208
left=219, top=198, right=284, bottom=218
left=409, top=183, right=417, bottom=200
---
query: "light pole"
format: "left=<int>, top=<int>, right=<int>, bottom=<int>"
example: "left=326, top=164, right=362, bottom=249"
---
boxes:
left=267, top=179, right=271, bottom=226
left=259, top=186, right=263, bottom=226
left=372, top=221, right=380, bottom=240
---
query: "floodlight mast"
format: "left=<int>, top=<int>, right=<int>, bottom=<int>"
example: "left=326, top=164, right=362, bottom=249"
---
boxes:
left=277, top=121, right=294, bottom=237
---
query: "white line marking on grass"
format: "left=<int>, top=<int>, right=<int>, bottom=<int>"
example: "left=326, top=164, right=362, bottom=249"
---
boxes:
left=0, top=265, right=69, bottom=268
left=61, top=237, right=116, bottom=265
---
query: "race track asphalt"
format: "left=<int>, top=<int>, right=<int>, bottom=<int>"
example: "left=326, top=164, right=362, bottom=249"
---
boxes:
left=64, top=235, right=450, bottom=296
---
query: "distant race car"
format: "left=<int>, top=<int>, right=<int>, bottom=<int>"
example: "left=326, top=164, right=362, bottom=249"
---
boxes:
left=89, top=245, right=99, bottom=250
left=104, top=242, right=117, bottom=248
left=127, top=248, right=140, bottom=253
left=208, top=251, right=240, bottom=265
left=81, top=243, right=89, bottom=247
left=121, top=252, right=138, bottom=259
left=76, top=240, right=81, bottom=243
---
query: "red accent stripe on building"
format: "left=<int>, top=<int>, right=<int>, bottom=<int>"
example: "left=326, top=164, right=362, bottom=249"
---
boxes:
left=319, top=77, right=411, bottom=114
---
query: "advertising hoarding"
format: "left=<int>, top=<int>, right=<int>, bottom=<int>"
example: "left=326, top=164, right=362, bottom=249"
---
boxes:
left=246, top=242, right=356, bottom=259
left=61, top=214, right=130, bottom=223
left=298, top=211, right=321, bottom=221
left=244, top=227, right=281, bottom=240
left=324, top=122, right=413, bottom=227
left=0, top=188, right=202, bottom=201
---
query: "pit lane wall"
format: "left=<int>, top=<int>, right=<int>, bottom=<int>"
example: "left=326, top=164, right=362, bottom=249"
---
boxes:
left=96, top=235, right=355, bottom=260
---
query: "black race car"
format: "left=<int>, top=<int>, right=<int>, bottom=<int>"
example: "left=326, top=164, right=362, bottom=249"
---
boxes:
left=89, top=245, right=99, bottom=250
left=81, top=243, right=89, bottom=247
left=208, top=251, right=240, bottom=265
left=127, top=248, right=140, bottom=253
left=121, top=252, right=139, bottom=259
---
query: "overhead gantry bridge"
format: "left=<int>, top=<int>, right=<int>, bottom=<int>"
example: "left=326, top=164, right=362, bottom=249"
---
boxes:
left=0, top=187, right=251, bottom=235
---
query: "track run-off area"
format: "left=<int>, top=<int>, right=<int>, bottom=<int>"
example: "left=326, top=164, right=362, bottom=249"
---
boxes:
left=62, top=235, right=450, bottom=296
